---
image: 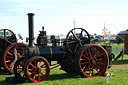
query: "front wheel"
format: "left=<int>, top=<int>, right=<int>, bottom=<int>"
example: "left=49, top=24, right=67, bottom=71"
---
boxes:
left=24, top=56, right=50, bottom=82
left=14, top=57, right=25, bottom=78
left=75, top=44, right=108, bottom=78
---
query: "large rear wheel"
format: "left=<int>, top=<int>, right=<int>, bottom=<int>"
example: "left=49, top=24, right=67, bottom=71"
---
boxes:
left=2, top=43, right=26, bottom=73
left=75, top=44, right=108, bottom=78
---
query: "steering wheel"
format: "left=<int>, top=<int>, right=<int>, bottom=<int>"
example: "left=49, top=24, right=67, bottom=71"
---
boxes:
left=0, top=29, right=17, bottom=43
left=65, top=28, right=90, bottom=54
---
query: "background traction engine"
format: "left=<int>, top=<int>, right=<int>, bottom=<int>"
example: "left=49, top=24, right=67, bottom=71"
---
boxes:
left=0, top=29, right=26, bottom=73
left=14, top=13, right=109, bottom=82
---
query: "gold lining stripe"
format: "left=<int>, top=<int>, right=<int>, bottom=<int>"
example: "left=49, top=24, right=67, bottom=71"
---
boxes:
left=49, top=46, right=52, bottom=59
left=36, top=46, right=40, bottom=56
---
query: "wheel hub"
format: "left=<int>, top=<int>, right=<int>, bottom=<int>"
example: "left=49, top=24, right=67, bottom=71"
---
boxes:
left=91, top=59, right=96, bottom=64
left=37, top=68, right=41, bottom=72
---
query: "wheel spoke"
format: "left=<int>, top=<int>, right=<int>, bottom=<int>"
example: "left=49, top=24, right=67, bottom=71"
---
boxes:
left=92, top=65, right=94, bottom=76
left=20, top=48, right=25, bottom=54
left=39, top=60, right=42, bottom=67
left=28, top=68, right=34, bottom=71
left=7, top=62, right=13, bottom=67
left=17, top=67, right=23, bottom=73
left=81, top=62, right=89, bottom=65
left=29, top=72, right=35, bottom=78
left=97, top=58, right=102, bottom=61
left=30, top=63, right=36, bottom=68
left=82, top=55, right=89, bottom=60
left=29, top=71, right=36, bottom=80
left=79, top=43, right=82, bottom=46
left=40, top=64, right=45, bottom=68
left=93, top=65, right=99, bottom=74
left=7, top=52, right=13, bottom=56
left=19, top=70, right=24, bottom=73
left=80, top=58, right=87, bottom=61
left=6, top=60, right=13, bottom=63
left=74, top=44, right=79, bottom=53
left=95, top=63, right=101, bottom=69
left=91, top=48, right=96, bottom=56
left=85, top=49, right=89, bottom=57
left=82, top=65, right=87, bottom=71
left=96, top=62, right=105, bottom=65
left=95, top=53, right=103, bottom=58
left=40, top=72, right=44, bottom=76
left=6, top=56, right=14, bottom=59
left=33, top=74, right=36, bottom=79
left=80, top=29, right=84, bottom=37
left=88, top=48, right=92, bottom=58
left=67, top=40, right=76, bottom=44
left=71, top=31, right=78, bottom=41
left=41, top=68, right=46, bottom=71
left=93, top=50, right=99, bottom=58
left=84, top=65, right=90, bottom=72
left=38, top=73, right=41, bottom=81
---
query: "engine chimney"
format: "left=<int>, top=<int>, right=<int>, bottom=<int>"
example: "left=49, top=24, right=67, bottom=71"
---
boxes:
left=27, top=13, right=34, bottom=47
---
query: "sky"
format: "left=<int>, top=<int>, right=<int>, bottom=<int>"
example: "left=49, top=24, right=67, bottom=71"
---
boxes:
left=0, top=0, right=128, bottom=37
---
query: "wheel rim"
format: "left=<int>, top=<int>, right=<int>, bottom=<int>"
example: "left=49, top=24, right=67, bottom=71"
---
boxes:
left=4, top=43, right=26, bottom=73
left=66, top=28, right=90, bottom=54
left=79, top=45, right=108, bottom=77
left=26, top=58, right=50, bottom=82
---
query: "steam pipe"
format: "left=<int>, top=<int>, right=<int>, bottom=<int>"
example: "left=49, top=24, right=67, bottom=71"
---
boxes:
left=27, top=13, right=34, bottom=47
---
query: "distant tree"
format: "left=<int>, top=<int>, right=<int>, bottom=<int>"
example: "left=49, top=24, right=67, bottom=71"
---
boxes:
left=116, top=35, right=124, bottom=44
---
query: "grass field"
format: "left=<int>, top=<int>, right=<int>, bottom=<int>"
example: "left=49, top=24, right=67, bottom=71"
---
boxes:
left=0, top=43, right=128, bottom=85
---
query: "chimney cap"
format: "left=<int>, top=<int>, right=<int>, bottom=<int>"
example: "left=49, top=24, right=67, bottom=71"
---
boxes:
left=27, top=13, right=34, bottom=15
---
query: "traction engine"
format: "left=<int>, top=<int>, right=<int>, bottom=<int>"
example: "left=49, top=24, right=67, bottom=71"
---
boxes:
left=13, top=13, right=109, bottom=83
left=0, top=29, right=26, bottom=73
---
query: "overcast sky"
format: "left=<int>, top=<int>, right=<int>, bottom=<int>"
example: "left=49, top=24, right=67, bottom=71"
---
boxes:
left=0, top=0, right=128, bottom=37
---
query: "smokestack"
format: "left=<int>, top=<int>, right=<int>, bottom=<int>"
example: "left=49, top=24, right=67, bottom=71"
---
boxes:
left=27, top=13, right=34, bottom=47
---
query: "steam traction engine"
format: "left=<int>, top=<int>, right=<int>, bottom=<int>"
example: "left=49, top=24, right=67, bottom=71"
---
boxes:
left=14, top=13, right=109, bottom=82
left=0, top=29, right=26, bottom=73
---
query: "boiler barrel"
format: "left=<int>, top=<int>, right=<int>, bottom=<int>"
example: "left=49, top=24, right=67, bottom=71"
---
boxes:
left=39, top=46, right=67, bottom=61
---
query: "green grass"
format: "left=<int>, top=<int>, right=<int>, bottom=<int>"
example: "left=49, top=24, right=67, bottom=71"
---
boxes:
left=0, top=43, right=128, bottom=85
left=1, top=58, right=128, bottom=85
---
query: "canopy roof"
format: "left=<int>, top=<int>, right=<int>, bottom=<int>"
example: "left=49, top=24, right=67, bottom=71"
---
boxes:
left=118, top=29, right=128, bottom=39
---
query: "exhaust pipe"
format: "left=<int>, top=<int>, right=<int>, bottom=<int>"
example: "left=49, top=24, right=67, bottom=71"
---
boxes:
left=27, top=13, right=34, bottom=47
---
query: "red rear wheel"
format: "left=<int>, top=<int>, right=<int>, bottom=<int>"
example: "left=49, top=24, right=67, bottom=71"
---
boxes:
left=75, top=44, right=108, bottom=78
left=24, top=56, right=50, bottom=82
left=2, top=43, right=26, bottom=73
